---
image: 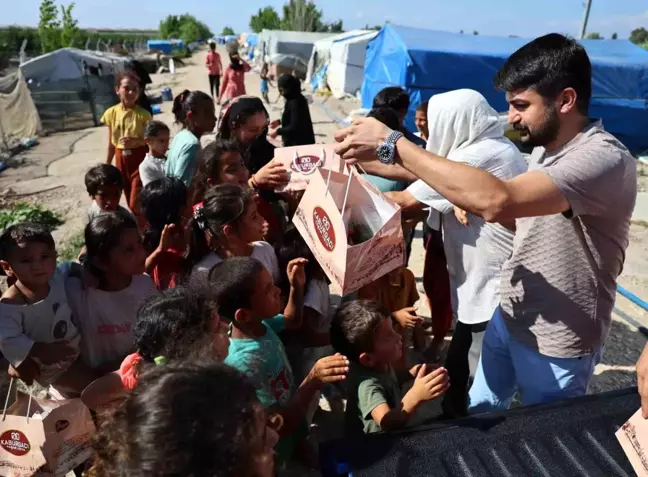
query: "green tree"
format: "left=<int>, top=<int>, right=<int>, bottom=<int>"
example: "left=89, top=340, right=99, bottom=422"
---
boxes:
left=326, top=19, right=343, bottom=33
left=630, top=27, right=648, bottom=45
left=281, top=0, right=324, bottom=32
left=159, top=14, right=212, bottom=43
left=585, top=32, right=603, bottom=40
left=611, top=32, right=618, bottom=40
left=38, top=0, right=61, bottom=53
left=221, top=26, right=235, bottom=36
left=250, top=6, right=282, bottom=33
left=60, top=2, right=79, bottom=47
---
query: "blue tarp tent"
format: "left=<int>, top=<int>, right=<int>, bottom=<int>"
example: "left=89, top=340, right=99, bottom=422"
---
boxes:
left=362, top=25, right=648, bottom=152
left=147, top=39, right=185, bottom=54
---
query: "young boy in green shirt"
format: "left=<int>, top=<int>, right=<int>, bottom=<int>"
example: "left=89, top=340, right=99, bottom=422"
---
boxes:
left=331, top=300, right=449, bottom=434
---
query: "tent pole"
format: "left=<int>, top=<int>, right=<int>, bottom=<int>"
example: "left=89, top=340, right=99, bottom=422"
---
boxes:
left=580, top=0, right=593, bottom=39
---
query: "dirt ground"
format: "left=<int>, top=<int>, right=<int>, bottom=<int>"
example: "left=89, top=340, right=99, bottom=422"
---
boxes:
left=1, top=46, right=648, bottom=401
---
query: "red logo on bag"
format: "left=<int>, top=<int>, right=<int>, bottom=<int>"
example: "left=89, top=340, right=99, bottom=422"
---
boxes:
left=292, top=155, right=320, bottom=173
left=313, top=207, right=335, bottom=252
left=55, top=420, right=69, bottom=433
left=0, top=430, right=31, bottom=456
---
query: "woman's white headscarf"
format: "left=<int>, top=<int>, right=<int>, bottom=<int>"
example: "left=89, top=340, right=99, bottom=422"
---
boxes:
left=425, top=89, right=504, bottom=158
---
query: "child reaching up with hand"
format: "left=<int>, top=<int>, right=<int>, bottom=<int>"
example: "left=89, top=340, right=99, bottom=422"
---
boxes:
left=68, top=211, right=157, bottom=374
left=331, top=300, right=449, bottom=435
left=141, top=177, right=188, bottom=289
left=209, top=257, right=349, bottom=466
left=0, top=224, right=95, bottom=393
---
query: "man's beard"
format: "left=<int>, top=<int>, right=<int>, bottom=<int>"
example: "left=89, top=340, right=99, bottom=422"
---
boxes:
left=515, top=106, right=560, bottom=148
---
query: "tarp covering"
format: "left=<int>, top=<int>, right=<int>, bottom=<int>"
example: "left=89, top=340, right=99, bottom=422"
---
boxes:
left=362, top=24, right=648, bottom=152
left=19, top=49, right=123, bottom=134
left=146, top=39, right=184, bottom=54
left=0, top=70, right=41, bottom=152
left=258, top=29, right=333, bottom=74
left=20, top=48, right=126, bottom=84
left=328, top=31, right=377, bottom=98
left=306, top=30, right=371, bottom=84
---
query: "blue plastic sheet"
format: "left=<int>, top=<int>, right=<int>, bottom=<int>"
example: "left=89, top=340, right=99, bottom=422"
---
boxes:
left=362, top=25, right=648, bottom=152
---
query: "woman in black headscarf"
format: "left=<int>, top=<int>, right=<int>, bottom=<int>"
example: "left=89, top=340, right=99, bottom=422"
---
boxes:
left=268, top=75, right=315, bottom=147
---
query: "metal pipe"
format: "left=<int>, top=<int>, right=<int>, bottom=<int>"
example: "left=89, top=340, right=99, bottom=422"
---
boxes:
left=580, top=0, right=593, bottom=39
left=618, top=285, right=648, bottom=312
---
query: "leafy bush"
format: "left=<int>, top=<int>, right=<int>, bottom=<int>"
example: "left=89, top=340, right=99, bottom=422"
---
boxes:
left=58, top=230, right=85, bottom=262
left=0, top=203, right=63, bottom=233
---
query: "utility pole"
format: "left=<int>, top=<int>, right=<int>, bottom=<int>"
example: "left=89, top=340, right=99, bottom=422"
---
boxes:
left=580, top=0, right=593, bottom=39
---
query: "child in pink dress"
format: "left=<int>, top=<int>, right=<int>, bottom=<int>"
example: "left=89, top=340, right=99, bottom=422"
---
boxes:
left=218, top=53, right=251, bottom=105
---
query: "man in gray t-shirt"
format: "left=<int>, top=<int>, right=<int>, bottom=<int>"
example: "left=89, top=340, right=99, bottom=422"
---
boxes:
left=332, top=33, right=637, bottom=412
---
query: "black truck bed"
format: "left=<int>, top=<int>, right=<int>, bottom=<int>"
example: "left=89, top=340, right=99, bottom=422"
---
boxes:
left=320, top=387, right=640, bottom=477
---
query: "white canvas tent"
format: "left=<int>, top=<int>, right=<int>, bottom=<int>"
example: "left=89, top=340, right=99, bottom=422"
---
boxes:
left=258, top=30, right=333, bottom=77
left=0, top=70, right=41, bottom=153
left=19, top=48, right=127, bottom=133
left=305, top=30, right=371, bottom=85
left=327, top=31, right=377, bottom=98
left=21, top=48, right=126, bottom=84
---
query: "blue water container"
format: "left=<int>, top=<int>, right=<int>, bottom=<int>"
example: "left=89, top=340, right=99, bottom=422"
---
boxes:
left=152, top=104, right=162, bottom=115
left=161, top=88, right=173, bottom=102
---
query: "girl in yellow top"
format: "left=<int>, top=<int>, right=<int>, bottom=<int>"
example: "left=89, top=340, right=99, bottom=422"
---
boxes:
left=101, top=71, right=152, bottom=221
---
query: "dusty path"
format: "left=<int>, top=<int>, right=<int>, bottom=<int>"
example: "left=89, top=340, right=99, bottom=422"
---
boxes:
left=1, top=47, right=647, bottom=397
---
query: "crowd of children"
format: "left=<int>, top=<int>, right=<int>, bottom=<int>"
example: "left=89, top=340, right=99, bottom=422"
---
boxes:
left=0, top=62, right=452, bottom=476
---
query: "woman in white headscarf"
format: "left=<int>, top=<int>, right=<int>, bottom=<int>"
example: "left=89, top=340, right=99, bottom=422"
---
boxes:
left=386, top=89, right=527, bottom=417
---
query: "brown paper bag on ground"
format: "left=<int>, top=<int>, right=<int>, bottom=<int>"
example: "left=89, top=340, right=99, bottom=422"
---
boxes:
left=273, top=144, right=345, bottom=193
left=0, top=385, right=95, bottom=477
left=293, top=167, right=404, bottom=296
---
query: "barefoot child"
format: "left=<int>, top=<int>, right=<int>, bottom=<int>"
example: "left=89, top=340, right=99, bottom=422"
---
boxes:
left=209, top=257, right=349, bottom=466
left=85, top=164, right=134, bottom=221
left=67, top=211, right=157, bottom=374
left=141, top=177, right=188, bottom=290
left=81, top=286, right=229, bottom=411
left=0, top=224, right=95, bottom=393
left=139, top=120, right=170, bottom=187
left=331, top=300, right=449, bottom=435
left=101, top=71, right=151, bottom=220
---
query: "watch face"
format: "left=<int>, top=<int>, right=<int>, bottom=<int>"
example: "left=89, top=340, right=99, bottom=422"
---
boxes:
left=377, top=144, right=394, bottom=164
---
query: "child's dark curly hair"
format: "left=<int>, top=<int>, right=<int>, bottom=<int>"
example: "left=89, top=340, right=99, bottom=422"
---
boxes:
left=133, top=285, right=223, bottom=363
left=87, top=361, right=265, bottom=477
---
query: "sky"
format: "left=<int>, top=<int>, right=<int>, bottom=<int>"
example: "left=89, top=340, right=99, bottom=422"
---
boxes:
left=4, top=0, right=648, bottom=40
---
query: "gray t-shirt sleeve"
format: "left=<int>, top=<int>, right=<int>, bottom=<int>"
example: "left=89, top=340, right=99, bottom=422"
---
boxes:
left=357, top=376, right=389, bottom=420
left=544, top=144, right=632, bottom=218
left=0, top=306, right=34, bottom=366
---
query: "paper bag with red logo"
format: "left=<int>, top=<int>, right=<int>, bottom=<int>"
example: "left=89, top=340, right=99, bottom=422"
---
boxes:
left=0, top=381, right=96, bottom=476
left=293, top=166, right=404, bottom=296
left=273, top=144, right=345, bottom=192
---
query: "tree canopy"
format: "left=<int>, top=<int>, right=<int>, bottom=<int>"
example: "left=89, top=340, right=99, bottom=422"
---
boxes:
left=585, top=32, right=603, bottom=40
left=630, top=27, right=648, bottom=45
left=159, top=14, right=212, bottom=43
left=221, top=26, right=235, bottom=36
left=249, top=1, right=343, bottom=33
left=250, top=6, right=281, bottom=33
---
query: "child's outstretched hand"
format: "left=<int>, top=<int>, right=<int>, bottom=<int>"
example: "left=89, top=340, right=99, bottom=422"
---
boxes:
left=287, top=258, right=308, bottom=290
left=158, top=223, right=182, bottom=252
left=392, top=307, right=422, bottom=329
left=454, top=206, right=469, bottom=227
left=307, top=353, right=349, bottom=387
left=410, top=364, right=449, bottom=403
left=32, top=341, right=77, bottom=365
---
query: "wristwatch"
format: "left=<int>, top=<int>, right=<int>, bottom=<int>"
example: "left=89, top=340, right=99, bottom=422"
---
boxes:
left=376, top=130, right=404, bottom=165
